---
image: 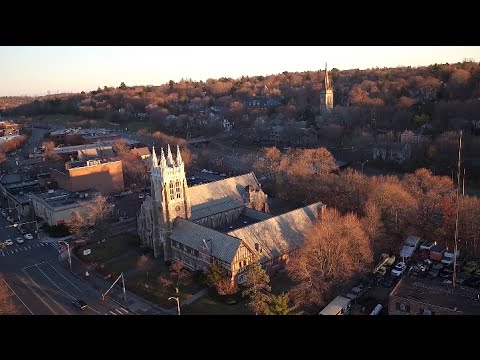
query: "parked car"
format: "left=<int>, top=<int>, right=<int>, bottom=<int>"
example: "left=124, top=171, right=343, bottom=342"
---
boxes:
left=71, top=299, right=88, bottom=310
left=138, top=194, right=144, bottom=199
left=5, top=239, right=13, bottom=246
left=24, top=233, right=34, bottom=240
left=441, top=250, right=460, bottom=266
left=15, top=237, right=24, bottom=244
left=391, top=262, right=407, bottom=277
left=6, top=217, right=14, bottom=223
left=345, top=285, right=366, bottom=300
left=19, top=228, right=27, bottom=235
left=376, top=266, right=387, bottom=276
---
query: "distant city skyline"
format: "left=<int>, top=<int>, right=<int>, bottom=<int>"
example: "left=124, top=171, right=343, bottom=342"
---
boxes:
left=0, top=46, right=479, bottom=97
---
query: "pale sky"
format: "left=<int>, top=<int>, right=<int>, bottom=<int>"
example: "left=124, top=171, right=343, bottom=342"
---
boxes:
left=0, top=46, right=479, bottom=97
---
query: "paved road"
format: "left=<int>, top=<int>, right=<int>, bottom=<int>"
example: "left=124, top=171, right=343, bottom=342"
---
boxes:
left=1, top=213, right=132, bottom=315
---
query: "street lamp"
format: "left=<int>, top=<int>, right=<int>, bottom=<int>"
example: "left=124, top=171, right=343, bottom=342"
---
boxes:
left=358, top=160, right=369, bottom=175
left=58, top=240, right=72, bottom=270
left=169, top=287, right=180, bottom=315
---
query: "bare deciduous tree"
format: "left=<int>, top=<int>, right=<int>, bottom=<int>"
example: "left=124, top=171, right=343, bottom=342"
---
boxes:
left=157, top=260, right=191, bottom=291
left=288, top=208, right=373, bottom=309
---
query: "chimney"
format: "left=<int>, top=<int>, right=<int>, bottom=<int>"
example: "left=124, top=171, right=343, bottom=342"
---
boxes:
left=255, top=243, right=259, bottom=252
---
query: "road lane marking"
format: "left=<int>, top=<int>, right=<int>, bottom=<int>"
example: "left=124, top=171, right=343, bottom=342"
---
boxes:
left=2, top=279, right=34, bottom=315
left=115, top=308, right=124, bottom=315
left=22, top=269, right=71, bottom=315
left=16, top=274, right=58, bottom=315
left=22, top=261, right=49, bottom=270
left=41, top=243, right=45, bottom=246
left=46, top=263, right=83, bottom=292
left=24, top=247, right=28, bottom=250
left=28, top=246, right=31, bottom=249
left=35, top=264, right=77, bottom=302
left=109, top=311, right=117, bottom=315
left=119, top=308, right=129, bottom=314
left=86, top=306, right=101, bottom=315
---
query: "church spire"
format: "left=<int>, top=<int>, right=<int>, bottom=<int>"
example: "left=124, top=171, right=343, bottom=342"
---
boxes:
left=151, top=145, right=158, bottom=168
left=159, top=146, right=167, bottom=168
left=166, top=144, right=174, bottom=166
left=176, top=145, right=183, bottom=166
left=324, top=62, right=330, bottom=90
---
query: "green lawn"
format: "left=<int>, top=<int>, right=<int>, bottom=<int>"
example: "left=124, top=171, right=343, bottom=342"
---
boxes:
left=76, top=234, right=140, bottom=263
left=102, top=255, right=203, bottom=309
left=127, top=271, right=202, bottom=309
left=182, top=294, right=253, bottom=315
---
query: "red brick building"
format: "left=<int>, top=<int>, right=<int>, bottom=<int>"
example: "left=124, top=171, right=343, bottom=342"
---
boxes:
left=51, top=159, right=124, bottom=194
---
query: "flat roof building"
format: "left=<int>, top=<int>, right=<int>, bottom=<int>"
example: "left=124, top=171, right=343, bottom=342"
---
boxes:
left=389, top=275, right=480, bottom=315
left=31, top=189, right=99, bottom=226
left=51, top=158, right=125, bottom=194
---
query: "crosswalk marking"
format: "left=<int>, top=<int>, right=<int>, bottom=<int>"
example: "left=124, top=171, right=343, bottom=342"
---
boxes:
left=103, top=308, right=129, bottom=316
left=0, top=242, right=57, bottom=258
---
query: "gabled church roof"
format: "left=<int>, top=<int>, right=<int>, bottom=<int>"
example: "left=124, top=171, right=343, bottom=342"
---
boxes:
left=189, top=172, right=261, bottom=220
left=228, top=202, right=325, bottom=263
left=170, top=217, right=243, bottom=263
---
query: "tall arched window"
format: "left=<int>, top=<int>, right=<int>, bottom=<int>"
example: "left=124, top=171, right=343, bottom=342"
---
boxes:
left=169, top=181, right=175, bottom=200
left=175, top=179, right=182, bottom=199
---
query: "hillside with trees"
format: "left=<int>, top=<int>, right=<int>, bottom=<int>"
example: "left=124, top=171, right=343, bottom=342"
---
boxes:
left=2, top=60, right=480, bottom=182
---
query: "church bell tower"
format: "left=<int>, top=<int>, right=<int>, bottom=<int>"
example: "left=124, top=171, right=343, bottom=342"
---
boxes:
left=320, top=63, right=334, bottom=110
left=150, top=144, right=191, bottom=259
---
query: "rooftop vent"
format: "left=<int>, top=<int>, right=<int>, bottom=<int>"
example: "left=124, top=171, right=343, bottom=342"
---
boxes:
left=48, top=189, right=55, bottom=194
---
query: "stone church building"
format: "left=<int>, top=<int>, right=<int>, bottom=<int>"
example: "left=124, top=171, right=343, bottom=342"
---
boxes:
left=137, top=144, right=325, bottom=284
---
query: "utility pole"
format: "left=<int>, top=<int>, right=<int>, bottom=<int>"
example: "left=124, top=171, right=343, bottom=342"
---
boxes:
left=462, top=168, right=465, bottom=196
left=453, top=130, right=462, bottom=289
left=102, top=272, right=127, bottom=303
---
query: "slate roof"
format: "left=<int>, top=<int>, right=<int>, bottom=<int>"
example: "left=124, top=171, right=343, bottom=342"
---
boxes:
left=228, top=202, right=324, bottom=262
left=170, top=217, right=242, bottom=263
left=188, top=172, right=261, bottom=220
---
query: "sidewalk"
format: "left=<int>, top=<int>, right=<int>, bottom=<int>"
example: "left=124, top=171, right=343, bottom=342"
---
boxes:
left=60, top=253, right=173, bottom=315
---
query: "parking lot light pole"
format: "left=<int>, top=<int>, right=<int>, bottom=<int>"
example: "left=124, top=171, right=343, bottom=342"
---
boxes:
left=169, top=287, right=180, bottom=315
left=58, top=240, right=72, bottom=270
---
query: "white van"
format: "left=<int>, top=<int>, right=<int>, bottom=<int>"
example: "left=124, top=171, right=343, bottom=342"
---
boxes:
left=319, top=296, right=352, bottom=315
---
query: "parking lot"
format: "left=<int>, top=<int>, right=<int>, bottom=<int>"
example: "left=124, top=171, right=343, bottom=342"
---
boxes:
left=343, top=237, right=480, bottom=315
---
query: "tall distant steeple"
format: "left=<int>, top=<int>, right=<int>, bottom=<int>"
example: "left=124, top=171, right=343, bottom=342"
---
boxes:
left=320, top=62, right=334, bottom=111
left=324, top=63, right=331, bottom=90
